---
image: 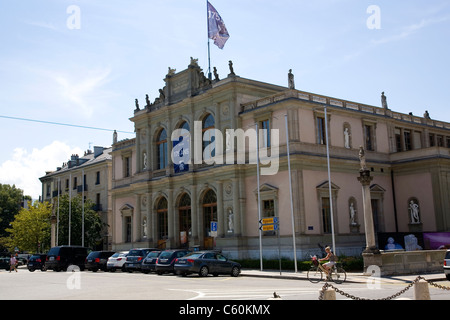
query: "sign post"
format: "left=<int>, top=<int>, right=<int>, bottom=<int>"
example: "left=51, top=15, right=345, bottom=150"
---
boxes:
left=259, top=217, right=282, bottom=275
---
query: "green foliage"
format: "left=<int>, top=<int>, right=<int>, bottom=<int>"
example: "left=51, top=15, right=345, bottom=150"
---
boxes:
left=56, top=194, right=103, bottom=249
left=4, top=201, right=52, bottom=253
left=0, top=184, right=25, bottom=238
left=235, top=256, right=364, bottom=272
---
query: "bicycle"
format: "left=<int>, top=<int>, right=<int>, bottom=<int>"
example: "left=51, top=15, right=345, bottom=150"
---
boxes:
left=307, top=255, right=347, bottom=284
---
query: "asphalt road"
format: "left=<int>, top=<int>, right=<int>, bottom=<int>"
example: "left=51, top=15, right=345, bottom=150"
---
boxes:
left=1, top=266, right=449, bottom=301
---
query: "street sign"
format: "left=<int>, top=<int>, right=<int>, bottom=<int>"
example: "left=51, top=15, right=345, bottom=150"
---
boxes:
left=259, top=217, right=278, bottom=225
left=210, top=221, right=218, bottom=237
left=259, top=224, right=279, bottom=231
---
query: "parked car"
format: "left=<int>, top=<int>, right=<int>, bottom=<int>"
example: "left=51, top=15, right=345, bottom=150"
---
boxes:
left=155, top=249, right=190, bottom=275
left=85, top=251, right=115, bottom=272
left=45, top=246, right=88, bottom=271
left=141, top=250, right=162, bottom=273
left=106, top=251, right=129, bottom=272
left=27, top=254, right=47, bottom=272
left=0, top=257, right=10, bottom=271
left=174, top=251, right=241, bottom=277
left=444, top=249, right=450, bottom=280
left=124, top=248, right=157, bottom=272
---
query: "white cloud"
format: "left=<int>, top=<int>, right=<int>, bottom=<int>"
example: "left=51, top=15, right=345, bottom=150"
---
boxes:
left=0, top=141, right=83, bottom=200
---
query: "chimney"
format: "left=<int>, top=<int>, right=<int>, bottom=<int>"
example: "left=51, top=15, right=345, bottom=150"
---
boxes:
left=94, top=146, right=103, bottom=158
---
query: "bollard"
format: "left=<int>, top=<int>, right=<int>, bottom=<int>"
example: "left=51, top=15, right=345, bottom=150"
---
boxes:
left=322, top=288, right=336, bottom=300
left=414, top=279, right=430, bottom=300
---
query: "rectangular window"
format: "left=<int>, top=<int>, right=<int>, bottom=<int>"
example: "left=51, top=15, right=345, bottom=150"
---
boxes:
left=404, top=130, right=412, bottom=151
left=96, top=171, right=100, bottom=185
left=429, top=134, right=435, bottom=147
left=317, top=116, right=326, bottom=145
left=125, top=157, right=130, bottom=177
left=321, top=197, right=331, bottom=234
left=125, top=216, right=132, bottom=243
left=263, top=199, right=275, bottom=217
left=260, top=119, right=271, bottom=148
left=365, top=125, right=373, bottom=151
left=395, top=128, right=402, bottom=152
left=73, top=177, right=77, bottom=189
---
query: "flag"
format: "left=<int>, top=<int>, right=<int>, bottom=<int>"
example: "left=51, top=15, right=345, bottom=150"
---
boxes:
left=207, top=1, right=230, bottom=49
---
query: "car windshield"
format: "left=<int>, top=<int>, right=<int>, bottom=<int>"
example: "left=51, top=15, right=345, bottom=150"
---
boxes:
left=128, top=250, right=143, bottom=256
left=184, top=252, right=203, bottom=259
left=146, top=251, right=160, bottom=258
left=47, top=247, right=60, bottom=255
left=87, top=252, right=99, bottom=258
left=445, top=251, right=450, bottom=259
left=159, top=251, right=174, bottom=259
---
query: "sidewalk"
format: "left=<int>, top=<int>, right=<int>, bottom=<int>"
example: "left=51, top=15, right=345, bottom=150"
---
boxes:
left=241, top=269, right=447, bottom=284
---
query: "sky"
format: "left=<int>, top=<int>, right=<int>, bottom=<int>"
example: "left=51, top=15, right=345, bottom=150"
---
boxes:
left=1, top=0, right=449, bottom=200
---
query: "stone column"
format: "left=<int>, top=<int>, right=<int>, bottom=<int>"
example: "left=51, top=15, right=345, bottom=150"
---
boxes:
left=167, top=189, right=174, bottom=248
left=190, top=185, right=198, bottom=247
left=217, top=181, right=224, bottom=238
left=357, top=169, right=378, bottom=253
left=134, top=194, right=142, bottom=243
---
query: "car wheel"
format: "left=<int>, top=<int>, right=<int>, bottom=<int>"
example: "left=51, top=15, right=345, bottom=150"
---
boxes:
left=231, top=266, right=240, bottom=277
left=199, top=266, right=209, bottom=277
left=28, top=269, right=35, bottom=272
left=446, top=274, right=450, bottom=281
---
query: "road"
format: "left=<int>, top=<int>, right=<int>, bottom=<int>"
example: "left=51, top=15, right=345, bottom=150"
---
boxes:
left=1, top=266, right=449, bottom=301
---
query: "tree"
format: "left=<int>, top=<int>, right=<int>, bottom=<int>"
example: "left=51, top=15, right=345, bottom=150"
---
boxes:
left=0, top=184, right=25, bottom=238
left=56, top=194, right=103, bottom=249
left=4, top=201, right=52, bottom=253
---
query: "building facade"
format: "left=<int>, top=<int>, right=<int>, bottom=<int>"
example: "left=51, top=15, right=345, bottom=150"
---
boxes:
left=40, top=146, right=113, bottom=250
left=110, top=58, right=450, bottom=259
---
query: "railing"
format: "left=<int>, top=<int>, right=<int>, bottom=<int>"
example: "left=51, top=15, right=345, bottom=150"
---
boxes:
left=241, top=90, right=450, bottom=130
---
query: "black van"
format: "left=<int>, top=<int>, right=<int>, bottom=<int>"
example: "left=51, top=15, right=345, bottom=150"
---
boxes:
left=45, top=246, right=88, bottom=271
left=85, top=251, right=115, bottom=272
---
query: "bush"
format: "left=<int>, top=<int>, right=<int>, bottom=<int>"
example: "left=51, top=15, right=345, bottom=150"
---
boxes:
left=236, top=256, right=363, bottom=272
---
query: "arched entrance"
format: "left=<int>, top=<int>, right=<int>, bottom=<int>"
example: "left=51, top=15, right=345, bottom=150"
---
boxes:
left=202, top=189, right=217, bottom=249
left=178, top=193, right=191, bottom=248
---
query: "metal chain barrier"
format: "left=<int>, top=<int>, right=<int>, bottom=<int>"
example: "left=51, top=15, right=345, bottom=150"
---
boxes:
left=318, top=276, right=450, bottom=300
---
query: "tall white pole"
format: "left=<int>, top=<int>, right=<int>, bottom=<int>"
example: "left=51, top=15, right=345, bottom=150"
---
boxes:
left=324, top=107, right=336, bottom=254
left=57, top=177, right=60, bottom=246
left=82, top=168, right=85, bottom=247
left=256, top=122, right=263, bottom=271
left=69, top=173, right=71, bottom=246
left=285, top=114, right=298, bottom=272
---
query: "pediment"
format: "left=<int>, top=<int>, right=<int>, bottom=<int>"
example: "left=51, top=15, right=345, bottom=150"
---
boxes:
left=316, top=181, right=340, bottom=190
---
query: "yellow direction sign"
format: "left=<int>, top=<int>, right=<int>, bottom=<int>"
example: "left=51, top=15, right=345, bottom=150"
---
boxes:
left=259, top=224, right=279, bottom=231
left=260, top=217, right=279, bottom=225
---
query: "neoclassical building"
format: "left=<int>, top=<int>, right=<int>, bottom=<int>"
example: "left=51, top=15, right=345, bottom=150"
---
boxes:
left=40, top=146, right=113, bottom=250
left=110, top=58, right=450, bottom=258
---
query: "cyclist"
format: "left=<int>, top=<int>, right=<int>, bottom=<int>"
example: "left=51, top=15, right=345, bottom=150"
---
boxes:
left=319, top=246, right=337, bottom=276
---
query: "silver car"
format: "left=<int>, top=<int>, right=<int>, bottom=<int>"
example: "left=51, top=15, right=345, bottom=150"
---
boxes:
left=106, top=251, right=129, bottom=272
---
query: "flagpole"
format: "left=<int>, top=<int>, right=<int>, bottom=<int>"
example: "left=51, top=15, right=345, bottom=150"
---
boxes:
left=206, top=0, right=212, bottom=79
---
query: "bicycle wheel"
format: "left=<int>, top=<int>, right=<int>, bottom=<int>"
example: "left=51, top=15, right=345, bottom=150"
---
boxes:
left=307, top=266, right=323, bottom=283
left=330, top=266, right=346, bottom=284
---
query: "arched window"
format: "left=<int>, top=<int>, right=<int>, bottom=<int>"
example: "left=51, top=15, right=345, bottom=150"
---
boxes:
left=157, top=129, right=168, bottom=169
left=202, top=189, right=217, bottom=239
left=202, top=114, right=215, bottom=160
left=157, top=197, right=168, bottom=241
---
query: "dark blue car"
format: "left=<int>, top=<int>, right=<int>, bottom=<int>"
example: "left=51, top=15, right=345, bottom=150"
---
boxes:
left=174, top=251, right=241, bottom=277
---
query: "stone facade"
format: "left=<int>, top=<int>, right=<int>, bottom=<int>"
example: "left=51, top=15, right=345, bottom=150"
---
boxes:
left=110, top=58, right=450, bottom=259
left=40, top=146, right=112, bottom=250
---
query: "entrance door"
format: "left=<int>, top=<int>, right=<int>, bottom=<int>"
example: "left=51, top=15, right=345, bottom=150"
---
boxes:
left=178, top=193, right=191, bottom=248
left=202, top=189, right=217, bottom=249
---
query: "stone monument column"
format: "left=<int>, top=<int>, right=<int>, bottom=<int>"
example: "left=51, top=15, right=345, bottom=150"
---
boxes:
left=357, top=169, right=378, bottom=253
left=357, top=146, right=382, bottom=275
